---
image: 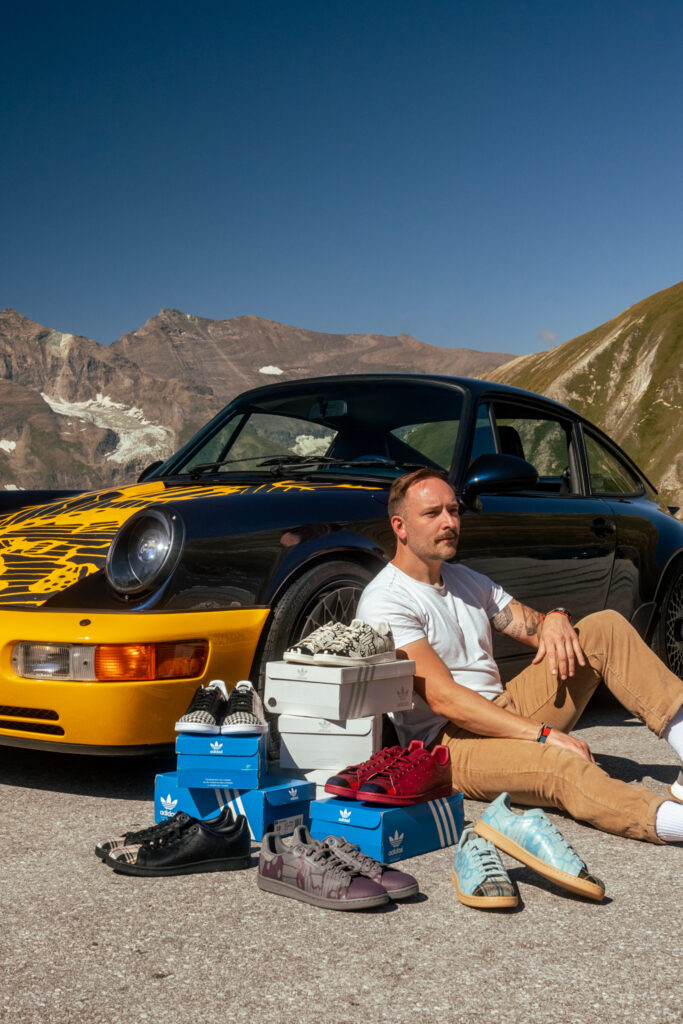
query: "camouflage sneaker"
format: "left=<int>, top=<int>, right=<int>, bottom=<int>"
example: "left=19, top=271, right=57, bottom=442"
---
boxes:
left=474, top=793, right=605, bottom=901
left=451, top=827, right=518, bottom=909
left=321, top=834, right=419, bottom=899
left=257, top=826, right=389, bottom=910
left=283, top=621, right=349, bottom=664
left=316, top=619, right=396, bottom=666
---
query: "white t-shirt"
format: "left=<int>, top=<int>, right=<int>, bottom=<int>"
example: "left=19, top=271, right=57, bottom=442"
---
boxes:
left=356, top=561, right=513, bottom=746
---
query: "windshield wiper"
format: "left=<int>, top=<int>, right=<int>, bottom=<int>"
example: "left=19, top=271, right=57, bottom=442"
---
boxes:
left=188, top=454, right=429, bottom=480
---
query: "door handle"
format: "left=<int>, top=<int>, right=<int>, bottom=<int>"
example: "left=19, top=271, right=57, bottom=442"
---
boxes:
left=590, top=517, right=616, bottom=538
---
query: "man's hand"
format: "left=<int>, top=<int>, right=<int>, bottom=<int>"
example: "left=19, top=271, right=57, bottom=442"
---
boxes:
left=532, top=612, right=586, bottom=679
left=545, top=726, right=595, bottom=763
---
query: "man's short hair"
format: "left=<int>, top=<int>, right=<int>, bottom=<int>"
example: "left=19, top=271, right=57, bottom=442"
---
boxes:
left=388, top=467, right=452, bottom=518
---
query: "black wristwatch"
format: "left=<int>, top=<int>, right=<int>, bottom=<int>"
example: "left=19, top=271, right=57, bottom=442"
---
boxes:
left=547, top=607, right=573, bottom=625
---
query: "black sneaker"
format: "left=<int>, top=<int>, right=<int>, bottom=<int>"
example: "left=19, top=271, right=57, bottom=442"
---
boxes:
left=221, top=680, right=268, bottom=734
left=94, top=805, right=235, bottom=861
left=175, top=679, right=229, bottom=733
left=107, top=808, right=251, bottom=876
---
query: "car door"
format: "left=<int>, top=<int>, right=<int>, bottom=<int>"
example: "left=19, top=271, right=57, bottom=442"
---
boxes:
left=456, top=398, right=618, bottom=680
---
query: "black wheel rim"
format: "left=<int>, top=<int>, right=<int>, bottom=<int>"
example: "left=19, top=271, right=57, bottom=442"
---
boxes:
left=292, top=579, right=365, bottom=642
left=665, top=575, right=683, bottom=678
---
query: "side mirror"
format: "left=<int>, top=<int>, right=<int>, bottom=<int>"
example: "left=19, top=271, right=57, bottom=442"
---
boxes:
left=137, top=460, right=164, bottom=482
left=460, top=453, right=538, bottom=506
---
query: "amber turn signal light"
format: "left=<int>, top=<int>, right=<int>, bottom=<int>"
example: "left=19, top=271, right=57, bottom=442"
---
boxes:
left=94, top=641, right=208, bottom=681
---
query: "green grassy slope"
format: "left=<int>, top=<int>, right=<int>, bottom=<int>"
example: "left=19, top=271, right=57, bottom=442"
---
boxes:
left=488, top=281, right=683, bottom=506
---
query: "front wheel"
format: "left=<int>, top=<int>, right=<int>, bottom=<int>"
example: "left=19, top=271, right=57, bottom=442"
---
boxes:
left=252, top=559, right=377, bottom=749
left=653, top=569, right=683, bottom=679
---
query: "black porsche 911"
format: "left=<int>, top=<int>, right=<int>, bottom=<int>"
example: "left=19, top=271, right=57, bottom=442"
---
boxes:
left=0, top=374, right=680, bottom=753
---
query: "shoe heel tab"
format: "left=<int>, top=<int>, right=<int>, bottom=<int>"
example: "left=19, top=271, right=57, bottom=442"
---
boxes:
left=408, top=739, right=425, bottom=752
left=432, top=744, right=450, bottom=766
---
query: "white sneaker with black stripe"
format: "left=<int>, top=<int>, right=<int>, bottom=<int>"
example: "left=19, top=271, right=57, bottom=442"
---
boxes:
left=221, top=680, right=268, bottom=734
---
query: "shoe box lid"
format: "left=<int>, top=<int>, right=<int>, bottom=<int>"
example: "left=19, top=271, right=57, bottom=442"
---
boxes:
left=176, top=733, right=266, bottom=756
left=267, top=659, right=415, bottom=683
left=154, top=771, right=315, bottom=841
left=278, top=715, right=378, bottom=737
left=264, top=672, right=413, bottom=720
left=309, top=793, right=464, bottom=862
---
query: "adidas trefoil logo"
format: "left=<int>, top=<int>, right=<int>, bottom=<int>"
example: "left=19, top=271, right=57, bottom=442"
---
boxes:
left=317, top=720, right=332, bottom=732
left=339, top=808, right=352, bottom=822
left=389, top=829, right=404, bottom=849
left=210, top=740, right=224, bottom=753
left=397, top=685, right=411, bottom=700
left=288, top=788, right=298, bottom=800
left=160, top=794, right=178, bottom=813
left=296, top=667, right=308, bottom=678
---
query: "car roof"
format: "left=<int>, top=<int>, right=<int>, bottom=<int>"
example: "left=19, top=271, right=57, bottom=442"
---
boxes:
left=231, top=372, right=580, bottom=419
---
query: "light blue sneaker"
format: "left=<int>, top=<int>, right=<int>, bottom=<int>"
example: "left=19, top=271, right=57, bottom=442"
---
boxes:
left=452, top=827, right=518, bottom=908
left=474, top=793, right=605, bottom=901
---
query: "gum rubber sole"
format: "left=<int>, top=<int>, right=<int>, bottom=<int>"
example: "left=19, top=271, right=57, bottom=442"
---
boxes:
left=356, top=783, right=453, bottom=806
left=473, top=821, right=604, bottom=902
left=257, top=874, right=389, bottom=910
left=108, top=856, right=250, bottom=876
left=451, top=868, right=518, bottom=909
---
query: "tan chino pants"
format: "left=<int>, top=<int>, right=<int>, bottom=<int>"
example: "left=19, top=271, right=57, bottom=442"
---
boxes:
left=435, top=610, right=683, bottom=843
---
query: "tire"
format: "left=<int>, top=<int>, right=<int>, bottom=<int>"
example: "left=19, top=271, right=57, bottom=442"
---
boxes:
left=252, top=559, right=376, bottom=752
left=653, top=568, right=683, bottom=679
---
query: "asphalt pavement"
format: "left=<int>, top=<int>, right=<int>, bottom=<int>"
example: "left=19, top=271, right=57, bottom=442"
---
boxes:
left=1, top=703, right=681, bottom=1024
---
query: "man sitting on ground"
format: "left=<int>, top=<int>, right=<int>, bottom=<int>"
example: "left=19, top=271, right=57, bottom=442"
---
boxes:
left=356, top=468, right=683, bottom=844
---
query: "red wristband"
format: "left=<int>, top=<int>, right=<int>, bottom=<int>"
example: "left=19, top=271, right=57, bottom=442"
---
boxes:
left=537, top=724, right=552, bottom=743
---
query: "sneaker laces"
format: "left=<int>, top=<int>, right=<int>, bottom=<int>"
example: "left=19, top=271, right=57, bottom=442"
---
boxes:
left=370, top=748, right=428, bottom=783
left=185, top=688, right=221, bottom=714
left=534, top=814, right=585, bottom=870
left=227, top=687, right=255, bottom=716
left=324, top=837, right=382, bottom=875
left=356, top=745, right=403, bottom=774
left=472, top=843, right=508, bottom=879
left=295, top=843, right=360, bottom=880
left=125, top=813, right=188, bottom=844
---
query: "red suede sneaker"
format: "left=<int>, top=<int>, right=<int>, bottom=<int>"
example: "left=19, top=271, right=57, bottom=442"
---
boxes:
left=324, top=743, right=422, bottom=799
left=356, top=742, right=452, bottom=805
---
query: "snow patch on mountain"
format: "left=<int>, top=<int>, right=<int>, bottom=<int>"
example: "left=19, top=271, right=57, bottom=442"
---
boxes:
left=259, top=365, right=283, bottom=375
left=0, top=440, right=16, bottom=453
left=293, top=434, right=330, bottom=456
left=40, top=392, right=172, bottom=465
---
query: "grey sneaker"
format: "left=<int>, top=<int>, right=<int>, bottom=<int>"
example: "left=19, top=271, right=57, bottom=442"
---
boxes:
left=257, top=826, right=389, bottom=910
left=220, top=680, right=268, bottom=734
left=452, top=827, right=518, bottom=909
left=321, top=834, right=419, bottom=899
left=670, top=769, right=683, bottom=803
left=316, top=619, right=396, bottom=666
left=283, top=621, right=349, bottom=664
left=175, top=680, right=229, bottom=733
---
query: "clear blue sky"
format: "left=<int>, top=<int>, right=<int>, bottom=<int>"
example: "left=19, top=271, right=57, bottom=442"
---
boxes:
left=2, top=0, right=682, bottom=354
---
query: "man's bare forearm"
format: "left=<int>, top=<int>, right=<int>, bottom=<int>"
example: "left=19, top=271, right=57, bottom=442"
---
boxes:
left=490, top=599, right=542, bottom=647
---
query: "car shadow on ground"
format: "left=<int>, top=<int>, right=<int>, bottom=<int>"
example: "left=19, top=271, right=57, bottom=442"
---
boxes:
left=0, top=744, right=176, bottom=800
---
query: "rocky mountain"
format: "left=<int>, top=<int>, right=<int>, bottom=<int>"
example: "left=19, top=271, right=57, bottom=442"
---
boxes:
left=488, top=280, right=683, bottom=507
left=0, top=308, right=511, bottom=489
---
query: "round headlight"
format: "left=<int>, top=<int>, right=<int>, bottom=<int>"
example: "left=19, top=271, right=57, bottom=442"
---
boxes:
left=106, top=508, right=184, bottom=596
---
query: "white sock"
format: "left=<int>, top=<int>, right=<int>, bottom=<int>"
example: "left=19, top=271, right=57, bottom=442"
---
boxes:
left=663, top=705, right=683, bottom=760
left=655, top=800, right=683, bottom=842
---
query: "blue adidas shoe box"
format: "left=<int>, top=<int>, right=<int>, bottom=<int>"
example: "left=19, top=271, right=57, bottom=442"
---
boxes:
left=154, top=770, right=315, bottom=840
left=175, top=732, right=267, bottom=790
left=309, top=793, right=464, bottom=862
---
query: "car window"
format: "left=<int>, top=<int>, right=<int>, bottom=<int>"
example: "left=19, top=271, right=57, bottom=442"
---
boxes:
left=584, top=434, right=642, bottom=495
left=183, top=413, right=337, bottom=471
left=490, top=402, right=575, bottom=493
left=390, top=419, right=460, bottom=470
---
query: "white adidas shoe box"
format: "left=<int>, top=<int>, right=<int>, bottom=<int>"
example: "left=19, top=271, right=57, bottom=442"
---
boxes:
left=278, top=714, right=383, bottom=771
left=264, top=659, right=414, bottom=719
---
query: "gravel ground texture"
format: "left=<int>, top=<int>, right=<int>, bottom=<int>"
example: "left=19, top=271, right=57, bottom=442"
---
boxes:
left=1, top=703, right=681, bottom=1024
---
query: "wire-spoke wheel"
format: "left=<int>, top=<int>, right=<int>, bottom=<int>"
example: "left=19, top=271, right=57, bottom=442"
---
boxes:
left=653, top=569, right=683, bottom=679
left=253, top=559, right=377, bottom=752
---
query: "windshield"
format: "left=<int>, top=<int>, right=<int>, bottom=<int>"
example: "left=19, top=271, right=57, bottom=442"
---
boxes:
left=154, top=379, right=465, bottom=479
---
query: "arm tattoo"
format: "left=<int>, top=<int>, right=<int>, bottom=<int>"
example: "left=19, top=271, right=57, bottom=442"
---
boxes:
left=490, top=605, right=513, bottom=633
left=522, top=605, right=542, bottom=636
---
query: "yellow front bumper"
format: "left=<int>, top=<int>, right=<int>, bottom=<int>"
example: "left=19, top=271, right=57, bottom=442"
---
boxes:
left=0, top=607, right=269, bottom=751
